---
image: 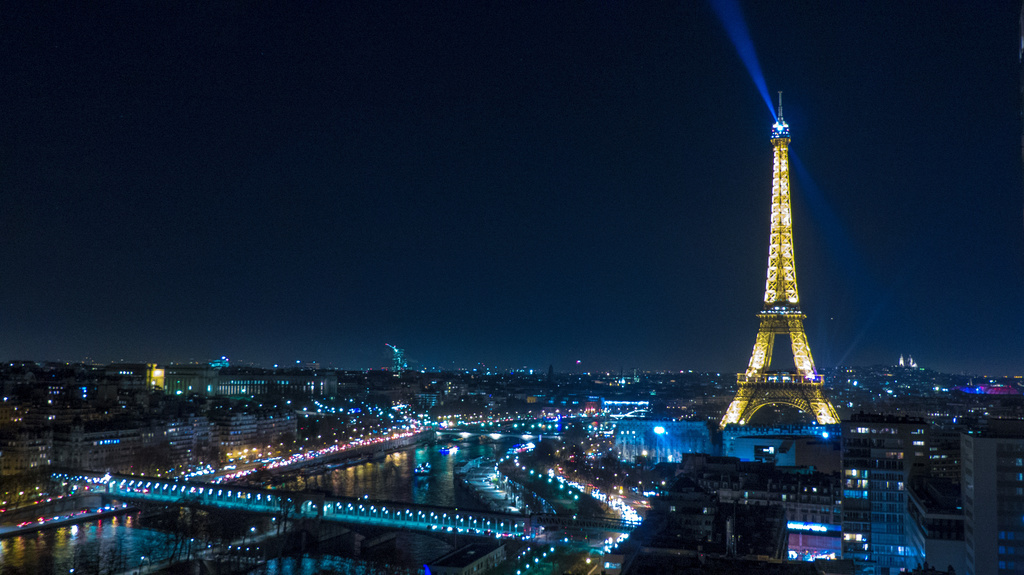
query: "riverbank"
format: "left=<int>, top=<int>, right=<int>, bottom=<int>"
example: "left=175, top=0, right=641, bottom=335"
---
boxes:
left=457, top=458, right=521, bottom=514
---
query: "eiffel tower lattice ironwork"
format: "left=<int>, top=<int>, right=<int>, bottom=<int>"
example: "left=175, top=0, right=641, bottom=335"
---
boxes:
left=720, top=94, right=840, bottom=428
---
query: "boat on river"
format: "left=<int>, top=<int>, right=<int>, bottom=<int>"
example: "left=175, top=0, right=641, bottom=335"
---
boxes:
left=414, top=462, right=431, bottom=475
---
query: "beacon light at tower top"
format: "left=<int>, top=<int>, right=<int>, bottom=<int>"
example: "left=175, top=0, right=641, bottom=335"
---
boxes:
left=771, top=118, right=789, bottom=139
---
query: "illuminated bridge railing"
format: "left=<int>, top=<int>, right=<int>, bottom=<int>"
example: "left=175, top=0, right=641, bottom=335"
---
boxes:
left=531, top=513, right=635, bottom=534
left=322, top=501, right=528, bottom=537
left=107, top=478, right=315, bottom=515
left=105, top=476, right=531, bottom=538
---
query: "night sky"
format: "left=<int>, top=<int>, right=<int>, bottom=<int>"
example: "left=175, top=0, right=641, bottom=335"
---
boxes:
left=1, top=2, right=1021, bottom=374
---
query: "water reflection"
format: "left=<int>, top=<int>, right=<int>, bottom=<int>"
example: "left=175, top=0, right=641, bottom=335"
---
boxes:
left=283, top=439, right=509, bottom=509
left=0, top=513, right=175, bottom=575
left=255, top=553, right=428, bottom=575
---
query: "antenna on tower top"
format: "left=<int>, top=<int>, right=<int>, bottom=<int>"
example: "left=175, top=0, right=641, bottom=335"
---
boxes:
left=770, top=91, right=789, bottom=139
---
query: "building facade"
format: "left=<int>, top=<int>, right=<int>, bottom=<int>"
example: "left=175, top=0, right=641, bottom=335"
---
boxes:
left=614, top=419, right=711, bottom=464
left=961, top=421, right=1024, bottom=575
left=0, top=428, right=52, bottom=476
left=210, top=408, right=297, bottom=462
left=841, top=414, right=930, bottom=574
left=905, top=477, right=964, bottom=575
left=52, top=422, right=142, bottom=473
left=163, top=364, right=220, bottom=396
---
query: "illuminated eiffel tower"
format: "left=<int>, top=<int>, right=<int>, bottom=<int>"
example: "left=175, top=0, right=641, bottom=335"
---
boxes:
left=720, top=94, right=840, bottom=428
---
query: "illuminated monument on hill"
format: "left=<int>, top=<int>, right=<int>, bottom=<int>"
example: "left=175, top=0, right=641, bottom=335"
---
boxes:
left=720, top=94, right=840, bottom=429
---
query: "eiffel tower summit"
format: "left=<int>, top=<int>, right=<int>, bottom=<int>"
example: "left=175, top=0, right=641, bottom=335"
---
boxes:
left=720, top=94, right=840, bottom=429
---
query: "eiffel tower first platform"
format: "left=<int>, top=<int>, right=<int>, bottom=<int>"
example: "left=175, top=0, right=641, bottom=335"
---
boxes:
left=720, top=95, right=840, bottom=429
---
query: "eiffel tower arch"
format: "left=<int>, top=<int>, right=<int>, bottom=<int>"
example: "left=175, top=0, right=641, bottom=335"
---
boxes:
left=720, top=94, right=840, bottom=429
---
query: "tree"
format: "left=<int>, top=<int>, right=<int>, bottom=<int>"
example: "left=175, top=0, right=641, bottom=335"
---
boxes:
left=169, top=496, right=210, bottom=562
left=131, top=440, right=175, bottom=476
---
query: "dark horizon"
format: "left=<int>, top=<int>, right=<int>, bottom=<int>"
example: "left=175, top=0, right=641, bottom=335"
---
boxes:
left=0, top=356, right=1010, bottom=380
left=1, top=2, right=1021, bottom=375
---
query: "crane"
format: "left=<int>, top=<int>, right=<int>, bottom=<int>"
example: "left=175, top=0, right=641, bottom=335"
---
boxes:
left=385, top=343, right=406, bottom=373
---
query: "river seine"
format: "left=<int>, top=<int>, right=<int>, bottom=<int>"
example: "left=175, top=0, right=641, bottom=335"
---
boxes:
left=0, top=438, right=515, bottom=574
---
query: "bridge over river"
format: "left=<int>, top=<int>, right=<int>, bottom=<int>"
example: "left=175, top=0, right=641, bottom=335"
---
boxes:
left=436, top=429, right=563, bottom=442
left=102, top=475, right=633, bottom=539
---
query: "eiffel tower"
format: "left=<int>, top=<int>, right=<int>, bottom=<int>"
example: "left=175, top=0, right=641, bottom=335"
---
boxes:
left=720, top=94, right=840, bottom=428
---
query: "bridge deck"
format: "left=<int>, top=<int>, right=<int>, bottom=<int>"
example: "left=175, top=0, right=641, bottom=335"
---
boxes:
left=105, top=475, right=532, bottom=538
left=102, top=474, right=634, bottom=538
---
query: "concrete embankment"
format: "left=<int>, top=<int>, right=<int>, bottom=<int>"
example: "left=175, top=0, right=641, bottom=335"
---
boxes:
left=456, top=457, right=527, bottom=515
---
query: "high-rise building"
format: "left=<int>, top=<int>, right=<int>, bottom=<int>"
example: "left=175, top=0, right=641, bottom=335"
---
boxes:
left=841, top=413, right=930, bottom=574
left=961, top=420, right=1024, bottom=575
left=927, top=425, right=963, bottom=483
left=1019, top=2, right=1024, bottom=228
left=905, top=476, right=964, bottom=575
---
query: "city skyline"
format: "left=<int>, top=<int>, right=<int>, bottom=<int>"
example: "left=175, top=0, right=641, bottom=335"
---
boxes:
left=0, top=2, right=1021, bottom=374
